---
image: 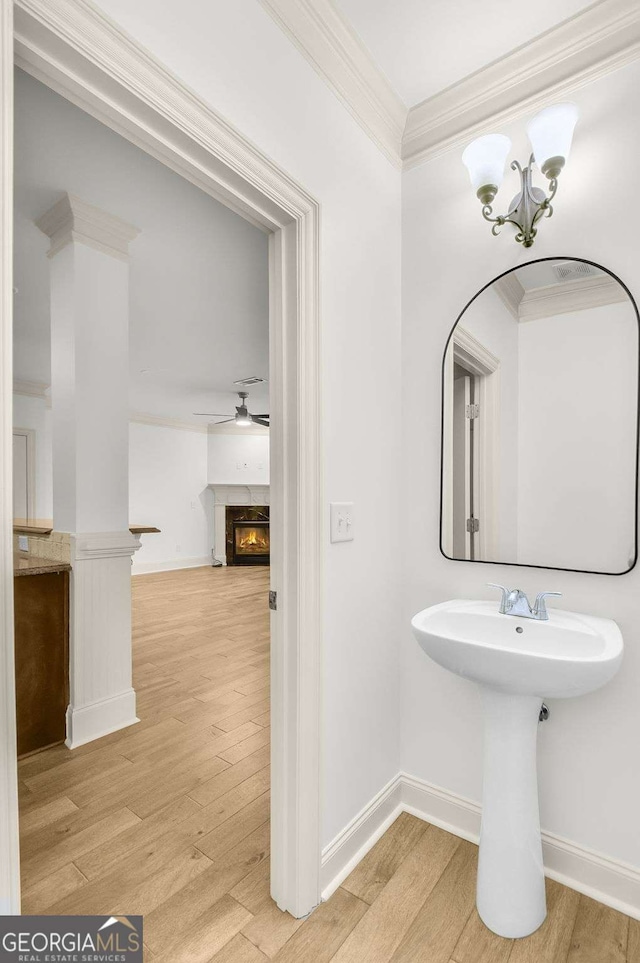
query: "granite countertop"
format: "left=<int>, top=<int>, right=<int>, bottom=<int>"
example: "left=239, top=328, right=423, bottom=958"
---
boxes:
left=14, top=554, right=72, bottom=577
left=14, top=522, right=160, bottom=536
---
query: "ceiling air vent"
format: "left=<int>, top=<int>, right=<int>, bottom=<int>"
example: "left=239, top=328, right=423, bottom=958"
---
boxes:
left=233, top=376, right=267, bottom=386
left=553, top=262, right=595, bottom=282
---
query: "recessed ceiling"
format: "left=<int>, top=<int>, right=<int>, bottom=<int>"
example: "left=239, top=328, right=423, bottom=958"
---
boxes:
left=13, top=68, right=269, bottom=424
left=335, top=0, right=594, bottom=106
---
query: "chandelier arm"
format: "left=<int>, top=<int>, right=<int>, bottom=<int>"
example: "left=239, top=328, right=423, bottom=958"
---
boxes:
left=482, top=205, right=527, bottom=238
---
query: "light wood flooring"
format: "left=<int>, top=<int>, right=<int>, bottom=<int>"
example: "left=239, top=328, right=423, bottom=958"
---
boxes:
left=18, top=566, right=638, bottom=962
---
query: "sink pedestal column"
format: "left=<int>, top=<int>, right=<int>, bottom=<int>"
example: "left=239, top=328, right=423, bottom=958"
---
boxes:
left=477, top=687, right=546, bottom=938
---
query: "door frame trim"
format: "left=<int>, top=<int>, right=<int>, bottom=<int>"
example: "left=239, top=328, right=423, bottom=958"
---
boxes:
left=12, top=427, right=36, bottom=522
left=2, top=0, right=323, bottom=917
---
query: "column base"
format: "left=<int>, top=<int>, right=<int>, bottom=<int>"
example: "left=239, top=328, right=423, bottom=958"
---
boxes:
left=66, top=532, right=141, bottom=749
left=66, top=688, right=139, bottom=749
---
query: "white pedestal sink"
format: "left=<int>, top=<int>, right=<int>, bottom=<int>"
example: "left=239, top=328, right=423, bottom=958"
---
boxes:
left=411, top=599, right=623, bottom=939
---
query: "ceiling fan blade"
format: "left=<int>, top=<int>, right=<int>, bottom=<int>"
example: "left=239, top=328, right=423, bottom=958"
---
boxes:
left=193, top=412, right=233, bottom=417
left=252, top=417, right=270, bottom=427
left=210, top=418, right=235, bottom=424
left=252, top=413, right=269, bottom=418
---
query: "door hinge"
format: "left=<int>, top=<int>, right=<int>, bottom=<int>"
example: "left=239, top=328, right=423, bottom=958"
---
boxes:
left=465, top=404, right=480, bottom=419
left=269, top=590, right=277, bottom=611
left=466, top=517, right=480, bottom=533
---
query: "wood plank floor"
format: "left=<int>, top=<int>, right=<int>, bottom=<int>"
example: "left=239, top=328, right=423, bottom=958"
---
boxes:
left=18, top=566, right=637, bottom=962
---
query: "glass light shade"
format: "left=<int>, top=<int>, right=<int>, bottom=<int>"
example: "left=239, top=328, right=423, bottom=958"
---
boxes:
left=462, top=134, right=512, bottom=198
left=235, top=415, right=252, bottom=426
left=527, top=103, right=579, bottom=176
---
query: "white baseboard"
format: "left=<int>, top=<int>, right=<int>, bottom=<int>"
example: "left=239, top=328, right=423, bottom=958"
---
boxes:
left=131, top=555, right=212, bottom=575
left=321, top=773, right=403, bottom=900
left=66, top=689, right=139, bottom=749
left=321, top=771, right=640, bottom=921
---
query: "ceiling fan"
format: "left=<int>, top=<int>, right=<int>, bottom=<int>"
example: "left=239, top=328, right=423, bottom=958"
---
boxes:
left=194, top=391, right=269, bottom=427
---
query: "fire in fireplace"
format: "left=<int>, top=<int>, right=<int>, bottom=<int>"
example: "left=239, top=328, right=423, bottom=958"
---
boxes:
left=232, top=519, right=270, bottom=566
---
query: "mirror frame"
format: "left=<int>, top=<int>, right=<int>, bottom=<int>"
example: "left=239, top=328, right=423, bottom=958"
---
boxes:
left=439, top=256, right=640, bottom=575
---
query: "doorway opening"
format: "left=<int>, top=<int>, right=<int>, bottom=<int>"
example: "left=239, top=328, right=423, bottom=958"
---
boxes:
left=452, top=362, right=479, bottom=560
left=1, top=0, right=322, bottom=921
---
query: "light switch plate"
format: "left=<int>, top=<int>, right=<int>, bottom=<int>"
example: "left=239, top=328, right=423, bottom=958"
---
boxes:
left=330, top=502, right=354, bottom=543
left=18, top=535, right=29, bottom=552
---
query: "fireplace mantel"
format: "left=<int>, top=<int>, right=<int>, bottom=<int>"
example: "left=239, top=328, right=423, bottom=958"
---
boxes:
left=208, top=484, right=270, bottom=506
left=208, top=484, right=270, bottom=564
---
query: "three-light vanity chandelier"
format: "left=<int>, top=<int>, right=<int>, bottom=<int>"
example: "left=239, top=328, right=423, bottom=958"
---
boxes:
left=462, top=103, right=579, bottom=248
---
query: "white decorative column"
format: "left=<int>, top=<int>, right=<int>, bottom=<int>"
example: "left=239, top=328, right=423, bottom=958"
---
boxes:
left=37, top=193, right=141, bottom=748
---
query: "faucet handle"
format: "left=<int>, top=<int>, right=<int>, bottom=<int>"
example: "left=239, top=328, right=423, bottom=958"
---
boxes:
left=533, top=591, right=562, bottom=620
left=487, top=583, right=510, bottom=614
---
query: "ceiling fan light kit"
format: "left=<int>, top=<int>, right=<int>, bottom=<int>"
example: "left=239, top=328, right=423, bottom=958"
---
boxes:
left=194, top=389, right=270, bottom=427
left=462, top=103, right=579, bottom=247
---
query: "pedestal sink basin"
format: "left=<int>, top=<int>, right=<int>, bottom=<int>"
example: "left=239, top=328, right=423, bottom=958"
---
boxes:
left=411, top=599, right=623, bottom=940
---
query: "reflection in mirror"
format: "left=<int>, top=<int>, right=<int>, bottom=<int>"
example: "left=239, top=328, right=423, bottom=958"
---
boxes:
left=441, top=259, right=639, bottom=574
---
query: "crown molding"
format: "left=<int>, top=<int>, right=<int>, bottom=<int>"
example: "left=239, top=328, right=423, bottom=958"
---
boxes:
left=494, top=274, right=526, bottom=320
left=258, top=0, right=406, bottom=168
left=259, top=0, right=640, bottom=171
left=208, top=422, right=269, bottom=436
left=129, top=411, right=208, bottom=433
left=36, top=192, right=140, bottom=260
left=518, top=274, right=628, bottom=322
left=403, top=0, right=640, bottom=168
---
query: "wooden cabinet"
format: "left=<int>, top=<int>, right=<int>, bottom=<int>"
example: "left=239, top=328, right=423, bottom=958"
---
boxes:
left=14, top=564, right=69, bottom=757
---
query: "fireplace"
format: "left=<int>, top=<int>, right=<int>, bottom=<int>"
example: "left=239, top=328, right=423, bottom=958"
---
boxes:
left=224, top=505, right=270, bottom=566
left=232, top=519, right=270, bottom=566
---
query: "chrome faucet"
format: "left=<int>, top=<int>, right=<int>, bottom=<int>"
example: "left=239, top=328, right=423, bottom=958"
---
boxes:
left=488, top=584, right=562, bottom=621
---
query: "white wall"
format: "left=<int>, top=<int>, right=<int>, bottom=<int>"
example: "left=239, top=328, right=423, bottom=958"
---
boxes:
left=518, top=302, right=637, bottom=573
left=129, top=422, right=210, bottom=573
left=93, top=0, right=403, bottom=848
left=207, top=429, right=269, bottom=485
left=12, top=393, right=52, bottom=520
left=402, top=58, right=640, bottom=875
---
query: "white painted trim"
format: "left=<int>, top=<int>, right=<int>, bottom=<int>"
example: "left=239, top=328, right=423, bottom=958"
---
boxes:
left=9, top=0, right=322, bottom=919
left=442, top=328, right=501, bottom=562
left=131, top=555, right=211, bottom=576
left=207, top=422, right=269, bottom=436
left=130, top=411, right=208, bottom=434
left=12, top=426, right=36, bottom=521
left=494, top=272, right=626, bottom=322
left=402, top=773, right=640, bottom=922
left=71, top=530, right=141, bottom=560
left=13, top=378, right=49, bottom=399
left=518, top=274, right=628, bottom=322
left=403, top=0, right=640, bottom=167
left=36, top=191, right=140, bottom=261
left=453, top=327, right=500, bottom=376
left=258, top=0, right=406, bottom=168
left=208, top=484, right=270, bottom=505
left=0, top=0, right=20, bottom=916
left=494, top=274, right=525, bottom=321
left=65, top=688, right=139, bottom=750
left=320, top=773, right=403, bottom=900
left=320, top=772, right=640, bottom=920
left=258, top=0, right=640, bottom=169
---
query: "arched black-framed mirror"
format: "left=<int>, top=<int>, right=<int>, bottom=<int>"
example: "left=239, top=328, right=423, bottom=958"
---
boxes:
left=440, top=257, right=640, bottom=575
